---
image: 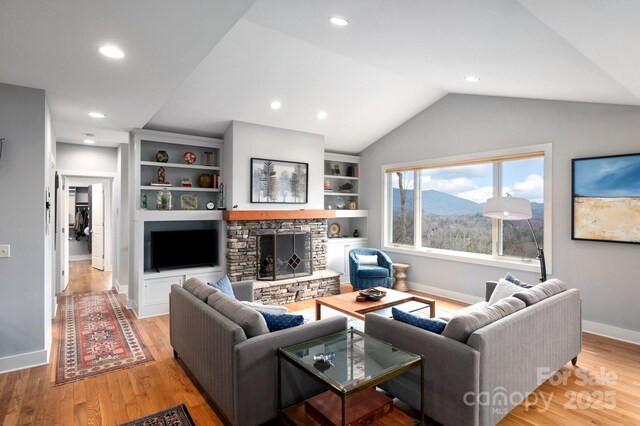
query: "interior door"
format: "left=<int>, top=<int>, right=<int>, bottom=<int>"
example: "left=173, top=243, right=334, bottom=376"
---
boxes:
left=91, top=183, right=105, bottom=270
left=62, top=179, right=69, bottom=289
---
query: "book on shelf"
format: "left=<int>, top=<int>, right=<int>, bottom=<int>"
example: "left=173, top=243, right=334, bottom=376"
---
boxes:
left=149, top=181, right=173, bottom=187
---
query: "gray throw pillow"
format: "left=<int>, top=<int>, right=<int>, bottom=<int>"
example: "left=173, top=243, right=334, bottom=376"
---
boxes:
left=442, top=296, right=525, bottom=343
left=207, top=292, right=269, bottom=338
left=513, top=278, right=566, bottom=306
left=183, top=278, right=218, bottom=302
left=487, top=279, right=523, bottom=305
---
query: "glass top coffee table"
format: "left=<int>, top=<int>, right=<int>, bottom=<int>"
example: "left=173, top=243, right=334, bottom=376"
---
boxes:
left=278, top=328, right=424, bottom=425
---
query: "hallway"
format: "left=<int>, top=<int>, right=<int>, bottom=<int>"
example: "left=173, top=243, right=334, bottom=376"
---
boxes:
left=59, top=259, right=112, bottom=297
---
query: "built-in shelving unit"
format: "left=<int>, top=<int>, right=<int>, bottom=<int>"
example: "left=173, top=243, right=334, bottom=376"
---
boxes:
left=324, top=152, right=369, bottom=283
left=129, top=129, right=226, bottom=318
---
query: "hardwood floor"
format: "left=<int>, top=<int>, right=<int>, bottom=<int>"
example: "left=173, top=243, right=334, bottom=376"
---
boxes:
left=1, top=273, right=638, bottom=425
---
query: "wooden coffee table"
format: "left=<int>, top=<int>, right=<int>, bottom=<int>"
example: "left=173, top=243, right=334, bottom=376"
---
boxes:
left=315, top=287, right=436, bottom=321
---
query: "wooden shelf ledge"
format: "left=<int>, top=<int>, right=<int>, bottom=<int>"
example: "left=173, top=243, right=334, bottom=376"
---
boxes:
left=223, top=209, right=335, bottom=221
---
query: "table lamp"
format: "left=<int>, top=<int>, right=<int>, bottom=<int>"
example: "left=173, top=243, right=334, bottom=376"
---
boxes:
left=483, top=195, right=547, bottom=282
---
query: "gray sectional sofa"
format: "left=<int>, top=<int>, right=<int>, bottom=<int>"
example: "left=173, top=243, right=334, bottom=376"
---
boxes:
left=170, top=278, right=347, bottom=426
left=365, top=279, right=581, bottom=426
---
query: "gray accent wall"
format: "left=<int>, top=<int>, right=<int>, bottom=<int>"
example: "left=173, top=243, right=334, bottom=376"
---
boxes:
left=360, top=94, right=640, bottom=336
left=0, top=83, right=49, bottom=371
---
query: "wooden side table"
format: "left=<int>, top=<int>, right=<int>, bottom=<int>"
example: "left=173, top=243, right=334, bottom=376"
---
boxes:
left=392, top=263, right=410, bottom=292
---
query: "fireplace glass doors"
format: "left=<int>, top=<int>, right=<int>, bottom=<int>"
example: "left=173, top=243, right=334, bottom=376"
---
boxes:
left=256, top=232, right=313, bottom=280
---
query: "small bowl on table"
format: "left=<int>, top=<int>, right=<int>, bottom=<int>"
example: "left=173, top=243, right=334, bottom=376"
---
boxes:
left=359, top=288, right=387, bottom=301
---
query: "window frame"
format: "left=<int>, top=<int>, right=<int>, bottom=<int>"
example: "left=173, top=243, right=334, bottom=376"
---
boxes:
left=382, top=144, right=552, bottom=274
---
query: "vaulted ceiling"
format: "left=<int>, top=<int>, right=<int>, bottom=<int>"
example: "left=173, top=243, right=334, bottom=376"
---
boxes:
left=1, top=0, right=639, bottom=153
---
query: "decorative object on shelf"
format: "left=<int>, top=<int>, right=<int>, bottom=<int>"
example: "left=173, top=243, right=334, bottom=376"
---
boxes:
left=183, top=151, right=196, bottom=165
left=156, top=189, right=172, bottom=210
left=180, top=194, right=198, bottom=210
left=206, top=201, right=215, bottom=210
left=572, top=152, right=640, bottom=245
left=353, top=229, right=360, bottom=238
left=484, top=194, right=546, bottom=282
left=181, top=178, right=192, bottom=187
left=212, top=173, right=219, bottom=189
left=198, top=173, right=212, bottom=188
left=329, top=222, right=341, bottom=237
left=218, top=182, right=225, bottom=209
left=359, top=288, right=387, bottom=301
left=141, top=194, right=148, bottom=209
left=155, top=150, right=169, bottom=163
left=204, top=151, right=212, bottom=166
left=348, top=201, right=357, bottom=210
left=324, top=180, right=333, bottom=191
left=329, top=163, right=340, bottom=175
left=0, top=137, right=5, bottom=161
left=157, top=166, right=166, bottom=182
left=338, top=182, right=353, bottom=192
left=335, top=197, right=346, bottom=209
left=250, top=157, right=308, bottom=203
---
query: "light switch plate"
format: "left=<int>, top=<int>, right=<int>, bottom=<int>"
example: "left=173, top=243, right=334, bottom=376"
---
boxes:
left=0, top=245, right=10, bottom=258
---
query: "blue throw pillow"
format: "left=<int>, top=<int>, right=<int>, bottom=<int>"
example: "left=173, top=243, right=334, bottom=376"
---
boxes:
left=504, top=272, right=534, bottom=289
left=260, top=311, right=304, bottom=332
left=208, top=275, right=235, bottom=298
left=392, top=307, right=447, bottom=334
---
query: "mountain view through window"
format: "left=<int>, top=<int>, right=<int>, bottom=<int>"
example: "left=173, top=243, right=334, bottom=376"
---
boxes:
left=389, top=156, right=544, bottom=260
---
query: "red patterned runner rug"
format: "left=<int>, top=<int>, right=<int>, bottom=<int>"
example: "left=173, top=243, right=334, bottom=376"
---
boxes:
left=55, top=290, right=153, bottom=385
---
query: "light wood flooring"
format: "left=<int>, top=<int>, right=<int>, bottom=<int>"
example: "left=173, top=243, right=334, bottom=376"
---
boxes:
left=1, top=265, right=639, bottom=425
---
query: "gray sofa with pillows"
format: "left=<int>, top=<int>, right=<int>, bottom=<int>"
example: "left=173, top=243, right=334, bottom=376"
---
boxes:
left=365, top=278, right=581, bottom=426
left=170, top=278, right=347, bottom=426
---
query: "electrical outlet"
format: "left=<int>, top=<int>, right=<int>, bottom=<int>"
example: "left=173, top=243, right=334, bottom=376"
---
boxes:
left=0, top=245, right=10, bottom=258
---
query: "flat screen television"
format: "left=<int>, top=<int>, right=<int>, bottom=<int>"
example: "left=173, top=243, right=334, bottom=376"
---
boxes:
left=150, top=229, right=217, bottom=270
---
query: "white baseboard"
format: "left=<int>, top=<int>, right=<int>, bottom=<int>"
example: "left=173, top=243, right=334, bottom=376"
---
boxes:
left=408, top=281, right=484, bottom=305
left=70, top=255, right=91, bottom=261
left=0, top=349, right=49, bottom=374
left=583, top=320, right=640, bottom=345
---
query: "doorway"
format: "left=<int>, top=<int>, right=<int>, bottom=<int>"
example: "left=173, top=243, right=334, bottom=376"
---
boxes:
left=56, top=175, right=115, bottom=296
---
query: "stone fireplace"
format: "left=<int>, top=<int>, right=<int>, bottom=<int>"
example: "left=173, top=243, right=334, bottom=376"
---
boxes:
left=256, top=231, right=313, bottom=280
left=224, top=210, right=340, bottom=304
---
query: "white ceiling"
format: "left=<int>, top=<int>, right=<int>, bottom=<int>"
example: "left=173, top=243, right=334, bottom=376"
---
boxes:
left=1, top=0, right=639, bottom=153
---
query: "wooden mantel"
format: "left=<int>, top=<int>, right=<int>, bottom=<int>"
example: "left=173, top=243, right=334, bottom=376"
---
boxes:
left=223, top=209, right=336, bottom=221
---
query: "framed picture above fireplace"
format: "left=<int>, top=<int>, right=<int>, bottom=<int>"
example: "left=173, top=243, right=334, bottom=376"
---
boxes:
left=251, top=158, right=308, bottom=203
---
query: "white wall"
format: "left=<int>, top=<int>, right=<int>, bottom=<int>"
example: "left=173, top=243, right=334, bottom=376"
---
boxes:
left=117, top=144, right=129, bottom=297
left=224, top=121, right=324, bottom=210
left=360, top=94, right=640, bottom=342
left=56, top=143, right=118, bottom=173
left=0, top=83, right=49, bottom=372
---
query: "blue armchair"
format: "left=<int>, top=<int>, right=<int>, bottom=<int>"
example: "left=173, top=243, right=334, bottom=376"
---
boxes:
left=348, top=248, right=394, bottom=290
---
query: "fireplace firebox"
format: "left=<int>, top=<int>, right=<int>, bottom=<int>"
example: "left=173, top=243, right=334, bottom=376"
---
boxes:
left=256, top=232, right=313, bottom=280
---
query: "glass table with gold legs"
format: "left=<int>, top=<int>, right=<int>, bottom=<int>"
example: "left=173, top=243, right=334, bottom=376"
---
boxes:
left=278, top=328, right=424, bottom=425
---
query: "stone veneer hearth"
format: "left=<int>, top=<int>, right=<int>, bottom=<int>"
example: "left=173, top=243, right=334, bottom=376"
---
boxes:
left=226, top=217, right=341, bottom=304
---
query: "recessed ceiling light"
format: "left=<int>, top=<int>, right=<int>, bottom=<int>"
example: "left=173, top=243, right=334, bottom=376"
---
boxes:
left=465, top=75, right=480, bottom=83
left=317, top=111, right=328, bottom=120
left=329, top=17, right=349, bottom=26
left=99, top=45, right=125, bottom=59
left=88, top=111, right=106, bottom=119
left=83, top=133, right=96, bottom=144
left=270, top=101, right=282, bottom=110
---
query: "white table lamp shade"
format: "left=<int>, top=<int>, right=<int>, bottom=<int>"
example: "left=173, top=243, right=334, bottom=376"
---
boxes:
left=483, top=196, right=532, bottom=220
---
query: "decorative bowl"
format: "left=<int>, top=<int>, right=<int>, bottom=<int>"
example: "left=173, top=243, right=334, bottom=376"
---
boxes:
left=359, top=288, right=387, bottom=301
left=313, top=353, right=335, bottom=371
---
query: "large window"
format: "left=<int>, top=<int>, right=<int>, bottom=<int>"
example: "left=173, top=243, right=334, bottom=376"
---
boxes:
left=385, top=147, right=548, bottom=267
